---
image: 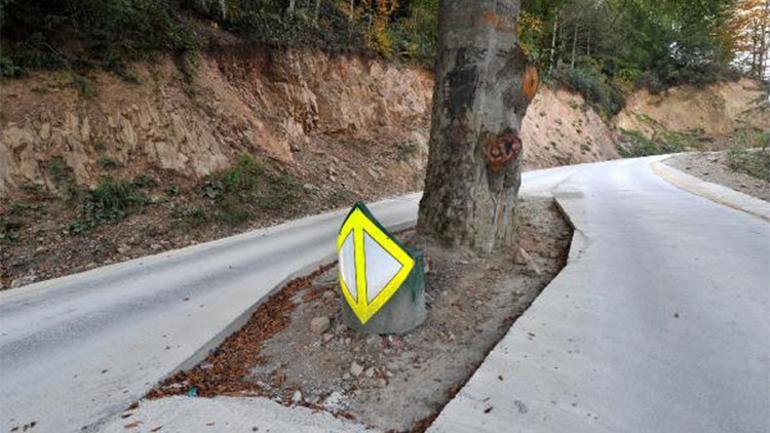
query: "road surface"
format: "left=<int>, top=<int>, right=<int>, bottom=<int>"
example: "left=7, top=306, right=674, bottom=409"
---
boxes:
left=428, top=157, right=770, bottom=433
left=2, top=157, right=768, bottom=433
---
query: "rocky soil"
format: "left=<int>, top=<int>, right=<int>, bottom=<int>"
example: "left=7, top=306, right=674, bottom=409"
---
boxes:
left=665, top=151, right=770, bottom=201
left=148, top=196, right=572, bottom=432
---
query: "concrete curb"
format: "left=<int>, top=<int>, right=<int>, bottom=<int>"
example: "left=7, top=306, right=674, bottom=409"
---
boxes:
left=650, top=158, right=770, bottom=223
left=426, top=193, right=589, bottom=433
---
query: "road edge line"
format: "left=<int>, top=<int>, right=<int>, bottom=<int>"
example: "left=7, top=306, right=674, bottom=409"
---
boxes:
left=650, top=159, right=770, bottom=223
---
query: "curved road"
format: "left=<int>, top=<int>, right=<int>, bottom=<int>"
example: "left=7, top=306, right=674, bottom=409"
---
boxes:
left=1, top=157, right=768, bottom=433
left=429, top=157, right=770, bottom=433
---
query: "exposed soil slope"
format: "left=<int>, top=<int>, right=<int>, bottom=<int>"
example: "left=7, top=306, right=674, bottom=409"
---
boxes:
left=616, top=78, right=769, bottom=145
left=0, top=49, right=432, bottom=198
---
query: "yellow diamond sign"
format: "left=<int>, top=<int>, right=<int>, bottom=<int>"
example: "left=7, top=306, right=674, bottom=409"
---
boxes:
left=337, top=203, right=415, bottom=325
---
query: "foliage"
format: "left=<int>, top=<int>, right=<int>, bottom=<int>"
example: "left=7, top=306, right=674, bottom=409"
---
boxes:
left=0, top=0, right=757, bottom=108
left=70, top=177, right=147, bottom=233
left=727, top=128, right=770, bottom=181
left=97, top=156, right=120, bottom=171
left=526, top=0, right=746, bottom=107
left=552, top=63, right=625, bottom=115
left=0, top=0, right=199, bottom=76
left=618, top=129, right=701, bottom=157
left=199, top=154, right=305, bottom=225
left=0, top=216, right=22, bottom=242
left=46, top=156, right=78, bottom=199
left=727, top=147, right=770, bottom=182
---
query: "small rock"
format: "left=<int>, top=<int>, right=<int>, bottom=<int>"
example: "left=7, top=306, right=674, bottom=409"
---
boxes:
left=291, top=390, right=303, bottom=404
left=150, top=244, right=162, bottom=251
left=310, top=316, right=331, bottom=334
left=365, top=335, right=381, bottom=347
left=342, top=372, right=352, bottom=381
left=364, top=367, right=376, bottom=378
left=117, top=246, right=130, bottom=254
left=514, top=247, right=531, bottom=265
left=374, top=378, right=387, bottom=388
left=323, top=333, right=334, bottom=343
left=350, top=361, right=364, bottom=377
left=11, top=274, right=37, bottom=289
left=323, top=391, right=345, bottom=412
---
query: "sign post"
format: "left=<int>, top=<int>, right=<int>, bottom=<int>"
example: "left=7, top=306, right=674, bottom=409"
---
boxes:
left=336, top=202, right=426, bottom=335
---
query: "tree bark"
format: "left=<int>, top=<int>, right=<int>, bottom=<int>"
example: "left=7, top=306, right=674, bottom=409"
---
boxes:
left=549, top=10, right=559, bottom=74
left=417, top=0, right=534, bottom=255
left=760, top=0, right=769, bottom=79
left=571, top=19, right=578, bottom=68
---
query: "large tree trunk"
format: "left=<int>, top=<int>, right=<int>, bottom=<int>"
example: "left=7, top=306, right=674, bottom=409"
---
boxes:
left=417, top=0, right=535, bottom=254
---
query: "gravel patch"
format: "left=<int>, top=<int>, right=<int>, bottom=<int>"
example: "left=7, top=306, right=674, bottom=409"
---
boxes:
left=665, top=152, right=770, bottom=202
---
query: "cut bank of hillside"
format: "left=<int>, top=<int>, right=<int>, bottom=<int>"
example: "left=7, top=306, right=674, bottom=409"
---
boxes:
left=1, top=47, right=767, bottom=288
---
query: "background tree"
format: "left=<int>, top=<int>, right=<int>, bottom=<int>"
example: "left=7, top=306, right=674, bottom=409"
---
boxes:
left=417, top=0, right=536, bottom=254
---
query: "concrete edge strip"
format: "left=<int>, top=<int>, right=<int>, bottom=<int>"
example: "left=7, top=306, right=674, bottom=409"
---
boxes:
left=426, top=195, right=588, bottom=432
left=650, top=159, right=770, bottom=223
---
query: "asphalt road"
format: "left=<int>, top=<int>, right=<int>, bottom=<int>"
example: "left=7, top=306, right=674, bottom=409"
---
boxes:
left=2, top=158, right=768, bottom=433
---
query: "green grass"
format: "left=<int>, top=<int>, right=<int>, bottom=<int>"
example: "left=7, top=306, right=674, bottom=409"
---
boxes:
left=195, top=154, right=305, bottom=226
left=0, top=216, right=22, bottom=242
left=727, top=147, right=770, bottom=182
left=97, top=156, right=120, bottom=171
left=618, top=129, right=701, bottom=158
left=46, top=156, right=79, bottom=199
left=70, top=177, right=147, bottom=234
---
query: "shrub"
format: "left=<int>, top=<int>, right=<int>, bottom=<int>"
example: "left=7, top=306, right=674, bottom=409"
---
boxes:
left=0, top=216, right=22, bottom=242
left=727, top=148, right=770, bottom=182
left=618, top=129, right=702, bottom=158
left=1, top=0, right=199, bottom=75
left=196, top=154, right=305, bottom=226
left=97, top=156, right=120, bottom=170
left=552, top=66, right=626, bottom=116
left=70, top=177, right=146, bottom=233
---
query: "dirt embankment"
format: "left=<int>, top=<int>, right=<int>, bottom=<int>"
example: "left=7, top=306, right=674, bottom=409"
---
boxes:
left=616, top=78, right=769, bottom=146
left=3, top=48, right=766, bottom=199
left=0, top=48, right=433, bottom=199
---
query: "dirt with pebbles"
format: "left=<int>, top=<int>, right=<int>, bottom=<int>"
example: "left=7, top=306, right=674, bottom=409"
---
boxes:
left=150, top=196, right=572, bottom=432
left=665, top=151, right=770, bottom=202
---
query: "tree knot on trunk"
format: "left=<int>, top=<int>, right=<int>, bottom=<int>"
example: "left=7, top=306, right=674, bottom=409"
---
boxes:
left=484, top=132, right=522, bottom=171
